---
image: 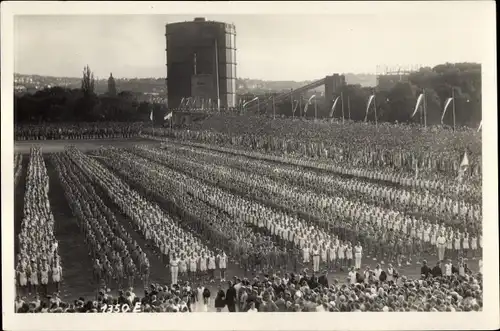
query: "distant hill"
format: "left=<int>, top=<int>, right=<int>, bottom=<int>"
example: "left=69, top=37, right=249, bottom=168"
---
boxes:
left=14, top=72, right=376, bottom=95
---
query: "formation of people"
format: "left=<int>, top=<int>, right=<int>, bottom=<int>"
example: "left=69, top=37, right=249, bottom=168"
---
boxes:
left=14, top=153, right=23, bottom=188
left=14, top=118, right=483, bottom=313
left=145, top=131, right=480, bottom=204
left=14, top=122, right=144, bottom=141
left=120, top=143, right=482, bottom=268
left=142, top=115, right=481, bottom=182
left=16, top=147, right=62, bottom=297
left=57, top=147, right=231, bottom=288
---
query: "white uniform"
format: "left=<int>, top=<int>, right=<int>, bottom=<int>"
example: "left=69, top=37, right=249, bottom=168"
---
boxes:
left=354, top=245, right=362, bottom=269
left=346, top=246, right=353, bottom=261
left=208, top=256, right=216, bottom=270
left=303, top=247, right=310, bottom=263
left=200, top=256, right=207, bottom=272
left=170, top=258, right=179, bottom=285
left=219, top=254, right=227, bottom=269
left=52, top=266, right=61, bottom=283
left=18, top=271, right=27, bottom=286
left=40, top=269, right=49, bottom=285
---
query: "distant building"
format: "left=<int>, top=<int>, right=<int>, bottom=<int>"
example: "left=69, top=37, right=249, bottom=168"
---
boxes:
left=107, top=73, right=117, bottom=96
left=165, top=17, right=237, bottom=109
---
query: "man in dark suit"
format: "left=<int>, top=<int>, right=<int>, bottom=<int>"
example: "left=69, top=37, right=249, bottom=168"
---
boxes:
left=225, top=281, right=237, bottom=312
left=420, top=260, right=432, bottom=279
left=318, top=270, right=329, bottom=288
left=431, top=261, right=443, bottom=278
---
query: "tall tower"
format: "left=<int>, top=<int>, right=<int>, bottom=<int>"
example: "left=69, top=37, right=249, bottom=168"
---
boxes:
left=165, top=18, right=237, bottom=109
left=107, top=73, right=117, bottom=96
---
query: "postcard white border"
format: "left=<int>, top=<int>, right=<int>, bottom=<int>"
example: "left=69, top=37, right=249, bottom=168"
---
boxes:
left=2, top=1, right=498, bottom=330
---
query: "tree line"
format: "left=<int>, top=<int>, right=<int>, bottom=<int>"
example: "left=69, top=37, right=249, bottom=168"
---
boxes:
left=14, top=63, right=481, bottom=127
left=274, top=63, right=481, bottom=127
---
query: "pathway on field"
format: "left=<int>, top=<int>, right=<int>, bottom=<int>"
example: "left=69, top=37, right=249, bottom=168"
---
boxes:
left=45, top=156, right=96, bottom=300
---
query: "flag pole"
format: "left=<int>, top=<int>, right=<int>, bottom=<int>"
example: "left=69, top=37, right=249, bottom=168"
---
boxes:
left=314, top=97, right=317, bottom=121
left=348, top=95, right=351, bottom=120
left=374, top=93, right=378, bottom=129
left=341, top=92, right=345, bottom=124
left=423, top=89, right=427, bottom=128
left=299, top=96, right=303, bottom=118
left=452, top=87, right=456, bottom=131
left=291, top=88, right=294, bottom=120
left=273, top=95, right=276, bottom=120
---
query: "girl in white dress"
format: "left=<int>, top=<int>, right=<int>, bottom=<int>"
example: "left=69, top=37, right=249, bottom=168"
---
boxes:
left=30, top=265, right=39, bottom=295
left=337, top=242, right=346, bottom=271
left=454, top=232, right=462, bottom=259
left=40, top=264, right=49, bottom=296
left=170, top=254, right=179, bottom=285
left=470, top=233, right=478, bottom=259
left=354, top=243, right=363, bottom=270
left=179, top=254, right=188, bottom=281
left=199, top=252, right=208, bottom=280
left=208, top=252, right=216, bottom=282
left=17, top=265, right=27, bottom=296
left=320, top=243, right=328, bottom=269
left=462, top=232, right=470, bottom=259
left=52, top=261, right=62, bottom=293
left=218, top=251, right=227, bottom=282
left=328, top=241, right=337, bottom=271
left=345, top=243, right=353, bottom=268
left=188, top=253, right=197, bottom=283
left=302, top=244, right=310, bottom=265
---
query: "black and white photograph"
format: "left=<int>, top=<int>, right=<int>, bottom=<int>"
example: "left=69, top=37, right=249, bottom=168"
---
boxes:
left=1, top=1, right=498, bottom=330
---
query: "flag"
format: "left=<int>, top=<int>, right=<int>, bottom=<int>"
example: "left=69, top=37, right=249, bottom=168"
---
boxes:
left=364, top=95, right=375, bottom=121
left=477, top=120, right=482, bottom=132
left=164, top=112, right=172, bottom=120
left=292, top=100, right=299, bottom=114
left=441, top=97, right=453, bottom=124
left=460, top=150, right=469, bottom=168
left=150, top=110, right=153, bottom=121
left=457, top=150, right=469, bottom=183
left=329, top=96, right=341, bottom=118
left=304, top=95, right=316, bottom=115
left=411, top=94, right=424, bottom=118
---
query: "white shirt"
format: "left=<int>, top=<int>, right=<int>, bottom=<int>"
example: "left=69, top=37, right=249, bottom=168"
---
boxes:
left=248, top=308, right=258, bottom=313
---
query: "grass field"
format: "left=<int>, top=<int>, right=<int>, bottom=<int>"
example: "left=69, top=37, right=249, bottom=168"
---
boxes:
left=14, top=138, right=481, bottom=312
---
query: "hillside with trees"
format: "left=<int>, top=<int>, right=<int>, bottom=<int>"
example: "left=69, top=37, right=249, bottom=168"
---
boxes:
left=14, top=63, right=481, bottom=127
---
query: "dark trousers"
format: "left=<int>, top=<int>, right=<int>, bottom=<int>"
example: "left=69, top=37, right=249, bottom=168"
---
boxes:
left=227, top=303, right=236, bottom=312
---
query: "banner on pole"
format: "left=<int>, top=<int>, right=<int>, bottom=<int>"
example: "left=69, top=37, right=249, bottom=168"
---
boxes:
left=364, top=95, right=375, bottom=121
left=329, top=96, right=341, bottom=118
left=441, top=97, right=453, bottom=124
left=411, top=94, right=424, bottom=118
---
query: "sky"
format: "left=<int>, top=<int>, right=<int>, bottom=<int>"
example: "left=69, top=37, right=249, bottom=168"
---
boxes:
left=13, top=7, right=492, bottom=81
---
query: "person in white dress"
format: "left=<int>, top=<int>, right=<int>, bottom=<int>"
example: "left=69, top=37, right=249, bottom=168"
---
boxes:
left=17, top=265, right=27, bottom=296
left=302, top=244, right=310, bottom=267
left=470, top=233, right=478, bottom=259
left=195, top=285, right=207, bottom=312
left=188, top=253, right=197, bottom=283
left=346, top=243, right=353, bottom=268
left=207, top=252, right=216, bottom=283
left=337, top=242, right=346, bottom=271
left=199, top=252, right=208, bottom=281
left=444, top=259, right=452, bottom=277
left=312, top=245, right=320, bottom=274
left=354, top=243, right=363, bottom=270
left=218, top=251, right=227, bottom=282
left=454, top=233, right=462, bottom=259
left=462, top=232, right=470, bottom=259
left=170, top=254, right=179, bottom=285
left=348, top=267, right=357, bottom=285
left=436, top=232, right=446, bottom=262
left=52, top=261, right=62, bottom=293
left=328, top=241, right=337, bottom=271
